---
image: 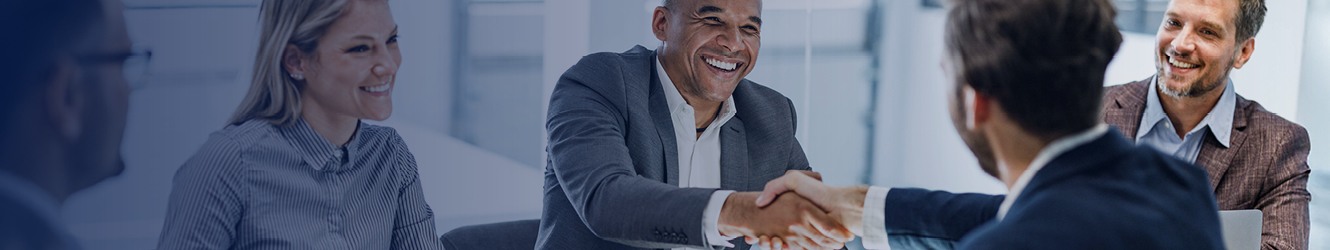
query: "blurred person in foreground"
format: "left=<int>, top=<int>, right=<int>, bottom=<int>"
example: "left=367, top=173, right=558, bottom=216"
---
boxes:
left=0, top=0, right=135, bottom=249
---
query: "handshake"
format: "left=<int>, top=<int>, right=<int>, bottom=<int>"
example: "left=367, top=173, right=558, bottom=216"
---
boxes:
left=717, top=170, right=870, bottom=250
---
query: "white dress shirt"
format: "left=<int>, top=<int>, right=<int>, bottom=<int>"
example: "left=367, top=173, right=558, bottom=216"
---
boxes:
left=657, top=57, right=740, bottom=249
left=859, top=124, right=1111, bottom=250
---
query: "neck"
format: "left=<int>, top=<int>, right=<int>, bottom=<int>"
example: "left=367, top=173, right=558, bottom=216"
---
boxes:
left=658, top=51, right=723, bottom=131
left=1157, top=80, right=1225, bottom=138
left=682, top=92, right=722, bottom=129
left=300, top=98, right=359, bottom=146
left=987, top=122, right=1051, bottom=190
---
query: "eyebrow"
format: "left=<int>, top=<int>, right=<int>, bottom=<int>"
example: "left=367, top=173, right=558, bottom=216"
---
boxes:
left=1164, top=12, right=1225, bottom=33
left=352, top=25, right=399, bottom=41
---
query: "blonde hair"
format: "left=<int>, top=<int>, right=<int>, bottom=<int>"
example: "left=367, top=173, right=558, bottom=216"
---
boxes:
left=228, top=0, right=350, bottom=126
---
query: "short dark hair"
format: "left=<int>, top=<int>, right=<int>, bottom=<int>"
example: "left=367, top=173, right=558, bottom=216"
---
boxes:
left=0, top=0, right=105, bottom=111
left=1234, top=0, right=1266, bottom=42
left=945, top=0, right=1122, bottom=140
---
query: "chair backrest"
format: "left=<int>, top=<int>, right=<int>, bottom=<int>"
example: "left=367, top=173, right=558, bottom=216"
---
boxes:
left=440, top=219, right=541, bottom=250
left=1218, top=210, right=1262, bottom=250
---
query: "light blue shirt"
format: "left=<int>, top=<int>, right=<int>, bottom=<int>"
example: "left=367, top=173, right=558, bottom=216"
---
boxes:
left=158, top=118, right=443, bottom=250
left=1135, top=77, right=1236, bottom=163
left=0, top=171, right=82, bottom=249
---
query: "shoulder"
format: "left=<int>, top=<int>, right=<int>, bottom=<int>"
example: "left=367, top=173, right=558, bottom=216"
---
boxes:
left=356, top=123, right=418, bottom=171
left=733, top=80, right=795, bottom=115
left=1102, top=78, right=1150, bottom=104
left=358, top=123, right=409, bottom=152
left=560, top=46, right=653, bottom=90
left=1239, top=98, right=1311, bottom=147
left=0, top=199, right=62, bottom=250
left=177, top=119, right=277, bottom=179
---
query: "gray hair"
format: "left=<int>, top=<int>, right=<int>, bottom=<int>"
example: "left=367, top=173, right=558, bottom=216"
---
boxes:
left=228, top=0, right=350, bottom=126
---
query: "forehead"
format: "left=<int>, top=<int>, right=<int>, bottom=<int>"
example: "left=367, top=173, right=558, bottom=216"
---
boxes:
left=677, top=0, right=762, bottom=17
left=1167, top=0, right=1239, bottom=28
left=326, top=0, right=395, bottom=36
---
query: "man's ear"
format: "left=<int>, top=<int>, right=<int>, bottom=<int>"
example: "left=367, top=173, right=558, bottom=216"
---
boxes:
left=45, top=55, right=85, bottom=143
left=283, top=44, right=307, bottom=79
left=965, top=86, right=992, bottom=131
left=652, top=6, right=670, bottom=42
left=1232, top=37, right=1255, bottom=69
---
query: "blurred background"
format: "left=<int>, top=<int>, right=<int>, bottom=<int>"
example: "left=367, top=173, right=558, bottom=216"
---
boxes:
left=63, top=0, right=1327, bottom=249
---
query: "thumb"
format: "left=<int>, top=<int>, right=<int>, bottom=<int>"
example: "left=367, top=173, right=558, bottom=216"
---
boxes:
left=755, top=175, right=797, bottom=207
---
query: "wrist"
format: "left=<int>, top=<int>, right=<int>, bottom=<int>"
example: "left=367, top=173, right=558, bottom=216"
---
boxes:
left=841, top=186, right=869, bottom=235
left=718, top=192, right=755, bottom=237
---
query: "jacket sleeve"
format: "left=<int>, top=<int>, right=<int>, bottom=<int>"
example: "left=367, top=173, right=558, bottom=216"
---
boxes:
left=545, top=54, right=716, bottom=249
left=1256, top=125, right=1311, bottom=250
left=881, top=188, right=1004, bottom=248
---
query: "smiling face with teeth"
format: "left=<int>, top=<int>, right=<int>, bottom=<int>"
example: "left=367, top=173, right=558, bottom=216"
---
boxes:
left=652, top=0, right=762, bottom=103
left=285, top=0, right=401, bottom=123
left=1154, top=0, right=1255, bottom=98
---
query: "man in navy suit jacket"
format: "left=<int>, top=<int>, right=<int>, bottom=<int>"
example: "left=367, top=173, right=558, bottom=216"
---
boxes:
left=752, top=0, right=1226, bottom=249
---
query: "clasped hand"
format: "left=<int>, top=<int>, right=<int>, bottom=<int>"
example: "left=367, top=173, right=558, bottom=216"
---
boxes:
left=718, top=171, right=868, bottom=250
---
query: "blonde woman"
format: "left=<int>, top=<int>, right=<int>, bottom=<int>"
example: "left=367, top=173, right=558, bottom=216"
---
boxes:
left=157, top=0, right=442, bottom=248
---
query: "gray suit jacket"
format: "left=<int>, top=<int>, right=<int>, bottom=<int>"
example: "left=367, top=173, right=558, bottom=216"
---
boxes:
left=538, top=45, right=812, bottom=250
left=1102, top=77, right=1312, bottom=250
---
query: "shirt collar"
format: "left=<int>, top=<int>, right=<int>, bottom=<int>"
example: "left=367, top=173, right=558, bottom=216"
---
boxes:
left=656, top=56, right=737, bottom=125
left=0, top=170, right=63, bottom=225
left=278, top=117, right=364, bottom=171
left=1137, top=77, right=1235, bottom=147
left=996, top=124, right=1110, bottom=221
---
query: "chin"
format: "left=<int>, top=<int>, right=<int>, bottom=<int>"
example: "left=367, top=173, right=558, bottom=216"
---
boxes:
left=361, top=104, right=393, bottom=121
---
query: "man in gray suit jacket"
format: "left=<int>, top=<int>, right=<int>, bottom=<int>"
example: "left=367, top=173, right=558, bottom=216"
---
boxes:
left=539, top=0, right=853, bottom=249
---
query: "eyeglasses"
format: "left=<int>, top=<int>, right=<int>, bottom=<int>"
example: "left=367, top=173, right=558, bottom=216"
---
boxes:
left=79, top=47, right=153, bottom=90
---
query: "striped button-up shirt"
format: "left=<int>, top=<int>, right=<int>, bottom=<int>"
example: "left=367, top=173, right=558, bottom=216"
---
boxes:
left=158, top=118, right=443, bottom=250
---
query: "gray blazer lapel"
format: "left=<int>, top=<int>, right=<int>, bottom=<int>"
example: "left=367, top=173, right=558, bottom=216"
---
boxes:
left=720, top=117, right=749, bottom=191
left=647, top=52, right=681, bottom=186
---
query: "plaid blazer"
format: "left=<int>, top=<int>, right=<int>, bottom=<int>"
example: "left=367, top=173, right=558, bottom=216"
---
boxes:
left=1101, top=76, right=1312, bottom=250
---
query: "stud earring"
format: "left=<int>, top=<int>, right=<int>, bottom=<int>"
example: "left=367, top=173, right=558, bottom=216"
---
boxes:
left=291, top=74, right=304, bottom=80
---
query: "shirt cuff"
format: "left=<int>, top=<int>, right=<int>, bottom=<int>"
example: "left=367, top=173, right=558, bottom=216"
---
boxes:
left=861, top=186, right=892, bottom=250
left=703, top=190, right=737, bottom=248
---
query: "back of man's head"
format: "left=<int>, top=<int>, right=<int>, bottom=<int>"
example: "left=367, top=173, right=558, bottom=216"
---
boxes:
left=945, top=0, right=1122, bottom=140
left=0, top=0, right=106, bottom=119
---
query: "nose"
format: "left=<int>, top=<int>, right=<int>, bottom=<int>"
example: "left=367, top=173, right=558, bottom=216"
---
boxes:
left=372, top=50, right=398, bottom=78
left=1170, top=27, right=1197, bottom=55
left=717, top=26, right=743, bottom=54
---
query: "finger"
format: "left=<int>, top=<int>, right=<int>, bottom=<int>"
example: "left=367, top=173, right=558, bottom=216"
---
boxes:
left=791, top=224, right=842, bottom=250
left=772, top=236, right=784, bottom=250
left=806, top=206, right=854, bottom=242
left=756, top=175, right=797, bottom=207
left=783, top=234, right=817, bottom=250
left=787, top=170, right=823, bottom=181
left=758, top=235, right=771, bottom=250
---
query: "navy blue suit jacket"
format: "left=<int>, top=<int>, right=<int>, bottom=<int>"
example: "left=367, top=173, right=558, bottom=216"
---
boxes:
left=539, top=45, right=811, bottom=250
left=881, top=130, right=1225, bottom=249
